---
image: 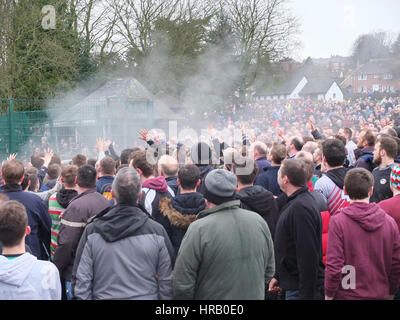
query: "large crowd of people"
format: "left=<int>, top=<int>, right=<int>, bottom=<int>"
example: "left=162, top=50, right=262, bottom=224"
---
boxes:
left=1, top=96, right=400, bottom=300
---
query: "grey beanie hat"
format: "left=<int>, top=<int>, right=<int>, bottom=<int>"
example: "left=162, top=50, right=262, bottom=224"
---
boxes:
left=204, top=169, right=237, bottom=205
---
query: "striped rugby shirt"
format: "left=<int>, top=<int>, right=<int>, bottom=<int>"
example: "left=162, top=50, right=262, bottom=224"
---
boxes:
left=48, top=193, right=64, bottom=261
left=315, top=175, right=350, bottom=216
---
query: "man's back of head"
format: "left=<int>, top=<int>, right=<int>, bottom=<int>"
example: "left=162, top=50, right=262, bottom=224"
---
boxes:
left=77, top=165, right=97, bottom=189
left=178, top=165, right=201, bottom=191
left=279, top=159, right=308, bottom=190
left=112, top=167, right=141, bottom=206
left=49, top=154, right=62, bottom=167
left=322, top=139, right=346, bottom=169
left=31, top=153, right=44, bottom=170
left=269, top=143, right=287, bottom=165
left=2, top=160, right=25, bottom=185
left=61, top=165, right=78, bottom=188
left=344, top=168, right=374, bottom=202
left=47, top=164, right=61, bottom=180
left=295, top=152, right=315, bottom=182
left=380, top=126, right=398, bottom=138
left=129, top=150, right=155, bottom=178
left=120, top=148, right=136, bottom=165
left=100, top=156, right=116, bottom=176
left=158, top=155, right=179, bottom=178
left=290, top=137, right=304, bottom=153
left=72, top=154, right=87, bottom=168
left=232, top=157, right=258, bottom=187
left=0, top=200, right=28, bottom=248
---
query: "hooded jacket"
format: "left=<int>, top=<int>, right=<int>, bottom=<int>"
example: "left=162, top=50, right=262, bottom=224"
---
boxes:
left=354, top=147, right=376, bottom=172
left=235, top=185, right=279, bottom=239
left=48, top=188, right=78, bottom=261
left=53, top=189, right=111, bottom=281
left=0, top=184, right=51, bottom=260
left=379, top=194, right=400, bottom=232
left=140, top=176, right=175, bottom=238
left=325, top=202, right=400, bottom=300
left=159, top=192, right=205, bottom=255
left=0, top=253, right=61, bottom=300
left=173, top=200, right=275, bottom=300
left=72, top=204, right=175, bottom=300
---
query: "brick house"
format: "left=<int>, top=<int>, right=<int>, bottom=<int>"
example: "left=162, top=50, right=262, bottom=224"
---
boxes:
left=341, top=58, right=400, bottom=94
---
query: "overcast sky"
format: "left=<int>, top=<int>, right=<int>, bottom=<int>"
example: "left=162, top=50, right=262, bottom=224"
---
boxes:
left=289, top=0, right=400, bottom=60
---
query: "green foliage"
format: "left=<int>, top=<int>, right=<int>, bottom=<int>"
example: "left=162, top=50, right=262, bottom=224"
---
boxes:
left=0, top=0, right=98, bottom=99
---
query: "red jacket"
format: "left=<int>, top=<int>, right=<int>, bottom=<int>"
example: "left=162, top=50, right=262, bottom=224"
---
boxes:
left=321, top=211, right=330, bottom=265
left=325, top=202, right=400, bottom=300
left=379, top=195, right=400, bottom=233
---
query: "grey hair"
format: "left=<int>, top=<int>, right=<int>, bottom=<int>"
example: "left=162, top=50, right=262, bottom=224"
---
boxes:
left=112, top=167, right=142, bottom=205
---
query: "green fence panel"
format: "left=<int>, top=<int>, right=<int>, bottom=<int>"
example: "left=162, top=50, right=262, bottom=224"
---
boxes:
left=0, top=98, right=155, bottom=161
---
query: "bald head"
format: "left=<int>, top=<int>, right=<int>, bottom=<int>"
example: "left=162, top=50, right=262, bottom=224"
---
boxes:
left=158, top=155, right=179, bottom=178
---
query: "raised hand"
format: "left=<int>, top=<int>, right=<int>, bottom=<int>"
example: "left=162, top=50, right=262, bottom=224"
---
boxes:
left=138, top=129, right=149, bottom=142
left=95, top=138, right=105, bottom=152
left=42, top=148, right=54, bottom=167
left=6, top=153, right=17, bottom=162
left=309, top=117, right=315, bottom=131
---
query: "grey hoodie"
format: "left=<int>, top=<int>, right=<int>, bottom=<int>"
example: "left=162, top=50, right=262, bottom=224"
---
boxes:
left=0, top=253, right=61, bottom=300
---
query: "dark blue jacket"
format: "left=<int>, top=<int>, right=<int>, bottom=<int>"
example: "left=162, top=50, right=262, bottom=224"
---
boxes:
left=354, top=147, right=376, bottom=172
left=166, top=176, right=179, bottom=196
left=0, top=184, right=51, bottom=260
left=96, top=176, right=114, bottom=198
left=255, top=166, right=282, bottom=197
left=255, top=157, right=271, bottom=178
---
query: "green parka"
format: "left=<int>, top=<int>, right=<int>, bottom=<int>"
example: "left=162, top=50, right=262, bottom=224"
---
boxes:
left=173, top=200, right=275, bottom=300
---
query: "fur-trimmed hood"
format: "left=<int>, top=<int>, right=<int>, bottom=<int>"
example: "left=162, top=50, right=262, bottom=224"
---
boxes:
left=159, top=193, right=205, bottom=228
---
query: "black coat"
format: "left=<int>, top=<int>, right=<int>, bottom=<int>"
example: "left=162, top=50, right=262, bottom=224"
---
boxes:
left=255, top=166, right=282, bottom=197
left=235, top=185, right=279, bottom=239
left=274, top=187, right=325, bottom=300
left=196, top=165, right=215, bottom=196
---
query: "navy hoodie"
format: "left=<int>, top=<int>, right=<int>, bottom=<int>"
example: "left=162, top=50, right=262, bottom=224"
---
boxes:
left=0, top=184, right=51, bottom=260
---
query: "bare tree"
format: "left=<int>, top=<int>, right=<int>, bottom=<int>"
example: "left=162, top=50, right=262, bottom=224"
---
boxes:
left=69, top=0, right=120, bottom=64
left=223, top=0, right=300, bottom=99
